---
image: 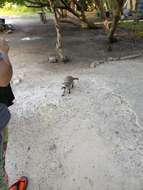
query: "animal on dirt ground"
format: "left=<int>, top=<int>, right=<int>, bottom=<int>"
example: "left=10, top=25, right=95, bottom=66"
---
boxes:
left=61, top=76, right=79, bottom=96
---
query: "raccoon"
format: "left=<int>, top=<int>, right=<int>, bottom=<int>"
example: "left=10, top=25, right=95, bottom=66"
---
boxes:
left=61, top=76, right=79, bottom=96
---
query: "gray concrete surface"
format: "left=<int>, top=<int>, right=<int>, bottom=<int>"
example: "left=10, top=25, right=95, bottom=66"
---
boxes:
left=6, top=57, right=143, bottom=190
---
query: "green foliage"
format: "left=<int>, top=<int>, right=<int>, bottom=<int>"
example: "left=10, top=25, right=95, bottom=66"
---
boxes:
left=0, top=2, right=38, bottom=16
left=0, top=0, right=6, bottom=7
left=0, top=0, right=24, bottom=7
left=120, top=21, right=143, bottom=37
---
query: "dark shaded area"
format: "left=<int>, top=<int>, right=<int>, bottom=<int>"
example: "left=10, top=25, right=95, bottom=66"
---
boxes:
left=2, top=17, right=143, bottom=65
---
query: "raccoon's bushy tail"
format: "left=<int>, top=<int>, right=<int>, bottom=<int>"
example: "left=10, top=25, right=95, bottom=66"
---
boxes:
left=73, top=77, right=79, bottom=80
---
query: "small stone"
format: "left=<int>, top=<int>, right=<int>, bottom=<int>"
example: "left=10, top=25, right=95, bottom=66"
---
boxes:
left=25, top=161, right=29, bottom=165
left=48, top=56, right=58, bottom=63
left=72, top=178, right=76, bottom=182
left=5, top=30, right=13, bottom=34
left=59, top=163, right=63, bottom=168
left=115, top=131, right=119, bottom=135
left=27, top=146, right=31, bottom=151
left=49, top=144, right=57, bottom=151
left=61, top=56, right=70, bottom=63
left=98, top=60, right=104, bottom=65
left=107, top=57, right=114, bottom=61
left=61, top=171, right=65, bottom=176
left=81, top=22, right=88, bottom=29
left=50, top=161, right=57, bottom=170
left=14, top=163, right=17, bottom=169
left=12, top=78, right=22, bottom=85
left=88, top=178, right=94, bottom=186
left=90, top=62, right=96, bottom=68
left=107, top=45, right=112, bottom=52
left=49, top=187, right=54, bottom=190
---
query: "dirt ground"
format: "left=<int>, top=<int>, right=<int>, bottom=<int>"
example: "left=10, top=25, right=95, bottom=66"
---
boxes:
left=1, top=16, right=143, bottom=190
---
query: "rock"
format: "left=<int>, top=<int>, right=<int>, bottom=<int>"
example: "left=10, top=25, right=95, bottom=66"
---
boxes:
left=81, top=22, right=88, bottom=29
left=115, top=131, right=119, bottom=135
left=59, top=163, right=63, bottom=168
left=27, top=146, right=31, bottom=151
left=90, top=62, right=96, bottom=68
left=12, top=78, right=22, bottom=85
left=98, top=60, right=105, bottom=65
left=5, top=30, right=13, bottom=34
left=107, top=57, right=114, bottom=61
left=61, top=56, right=70, bottom=63
left=49, top=144, right=57, bottom=151
left=90, top=60, right=105, bottom=68
left=120, top=53, right=142, bottom=60
left=48, top=56, right=58, bottom=63
left=107, top=45, right=112, bottom=52
left=50, top=161, right=58, bottom=170
left=107, top=57, right=120, bottom=62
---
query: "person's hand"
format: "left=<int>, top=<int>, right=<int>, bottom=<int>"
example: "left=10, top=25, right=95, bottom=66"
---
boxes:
left=0, top=38, right=9, bottom=54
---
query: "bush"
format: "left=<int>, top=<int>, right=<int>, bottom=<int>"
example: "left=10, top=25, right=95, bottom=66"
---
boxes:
left=119, top=21, right=143, bottom=37
left=0, top=3, right=38, bottom=16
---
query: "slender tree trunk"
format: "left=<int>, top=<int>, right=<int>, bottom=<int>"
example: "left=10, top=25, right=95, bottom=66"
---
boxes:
left=78, top=2, right=89, bottom=28
left=129, top=0, right=133, bottom=10
left=135, top=0, right=138, bottom=11
left=70, top=0, right=77, bottom=12
left=72, top=0, right=97, bottom=28
left=60, top=0, right=81, bottom=18
left=59, top=0, right=97, bottom=29
left=80, top=6, right=97, bottom=28
left=54, top=8, right=65, bottom=61
left=108, top=0, right=125, bottom=42
left=48, top=0, right=65, bottom=61
left=108, top=14, right=120, bottom=42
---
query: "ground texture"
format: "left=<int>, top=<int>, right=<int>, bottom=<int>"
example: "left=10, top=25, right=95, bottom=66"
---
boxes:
left=1, top=16, right=143, bottom=190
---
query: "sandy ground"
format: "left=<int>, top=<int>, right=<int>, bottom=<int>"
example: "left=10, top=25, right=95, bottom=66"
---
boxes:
left=1, top=16, right=143, bottom=190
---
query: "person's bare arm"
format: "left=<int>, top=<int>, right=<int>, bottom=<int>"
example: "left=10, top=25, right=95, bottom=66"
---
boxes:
left=0, top=39, right=13, bottom=87
left=0, top=55, right=13, bottom=87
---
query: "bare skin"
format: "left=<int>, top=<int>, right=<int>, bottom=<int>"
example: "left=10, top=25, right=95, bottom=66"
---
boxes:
left=103, top=11, right=110, bottom=32
left=0, top=38, right=12, bottom=87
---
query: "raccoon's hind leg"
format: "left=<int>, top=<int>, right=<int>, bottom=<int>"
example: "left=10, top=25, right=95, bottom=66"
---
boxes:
left=62, top=87, right=66, bottom=96
left=62, top=92, right=65, bottom=96
left=71, top=82, right=74, bottom=88
left=68, top=88, right=71, bottom=94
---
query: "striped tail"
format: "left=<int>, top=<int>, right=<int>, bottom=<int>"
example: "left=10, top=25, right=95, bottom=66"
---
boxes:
left=73, top=77, right=79, bottom=80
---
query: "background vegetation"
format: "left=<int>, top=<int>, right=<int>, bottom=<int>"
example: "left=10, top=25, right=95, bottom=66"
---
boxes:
left=120, top=21, right=143, bottom=37
left=0, top=2, right=38, bottom=16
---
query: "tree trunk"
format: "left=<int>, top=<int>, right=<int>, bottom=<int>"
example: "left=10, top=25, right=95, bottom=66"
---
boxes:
left=135, top=0, right=138, bottom=11
left=60, top=0, right=97, bottom=29
left=108, top=14, right=120, bottom=42
left=108, top=0, right=125, bottom=42
left=129, top=0, right=133, bottom=10
left=70, top=0, right=77, bottom=12
left=48, top=0, right=65, bottom=61
left=72, top=0, right=97, bottom=29
left=54, top=8, right=65, bottom=61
